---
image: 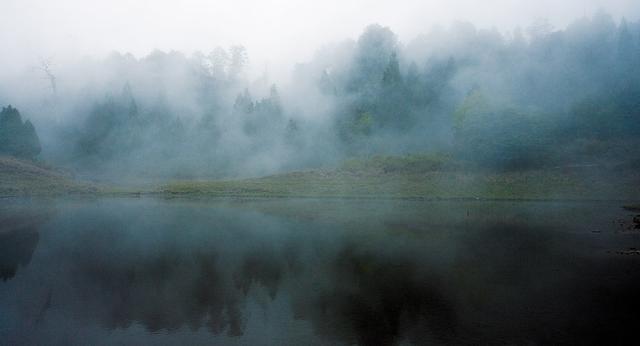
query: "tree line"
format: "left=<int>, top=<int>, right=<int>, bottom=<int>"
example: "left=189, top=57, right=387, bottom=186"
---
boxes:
left=2, top=11, right=639, bottom=175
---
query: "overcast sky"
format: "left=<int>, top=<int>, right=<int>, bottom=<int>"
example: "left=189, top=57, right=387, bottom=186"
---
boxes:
left=1, top=0, right=639, bottom=79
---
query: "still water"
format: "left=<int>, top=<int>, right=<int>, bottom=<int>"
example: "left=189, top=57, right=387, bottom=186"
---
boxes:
left=1, top=197, right=639, bottom=345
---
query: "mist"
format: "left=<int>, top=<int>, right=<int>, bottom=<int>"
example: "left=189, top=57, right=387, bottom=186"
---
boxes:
left=1, top=1, right=639, bottom=180
left=2, top=3, right=640, bottom=344
left=2, top=1, right=638, bottom=78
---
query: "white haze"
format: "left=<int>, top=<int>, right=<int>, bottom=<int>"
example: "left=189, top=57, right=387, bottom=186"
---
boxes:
left=0, top=0, right=639, bottom=180
left=1, top=0, right=638, bottom=82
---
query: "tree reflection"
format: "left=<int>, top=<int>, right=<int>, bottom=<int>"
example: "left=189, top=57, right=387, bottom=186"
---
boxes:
left=3, top=200, right=640, bottom=345
left=59, top=218, right=457, bottom=345
left=0, top=205, right=50, bottom=281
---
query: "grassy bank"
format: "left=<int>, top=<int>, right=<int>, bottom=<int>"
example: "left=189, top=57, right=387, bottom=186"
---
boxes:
left=160, top=155, right=640, bottom=201
left=3, top=154, right=638, bottom=200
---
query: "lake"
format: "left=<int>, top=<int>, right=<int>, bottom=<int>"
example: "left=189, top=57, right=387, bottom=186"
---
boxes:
left=1, top=197, right=639, bottom=345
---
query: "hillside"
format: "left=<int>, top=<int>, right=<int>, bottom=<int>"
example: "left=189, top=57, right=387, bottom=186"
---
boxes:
left=0, top=156, right=96, bottom=196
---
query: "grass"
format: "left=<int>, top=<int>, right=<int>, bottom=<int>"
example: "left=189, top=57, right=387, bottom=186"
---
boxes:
left=160, top=155, right=640, bottom=201
left=159, top=171, right=624, bottom=200
left=2, top=154, right=638, bottom=201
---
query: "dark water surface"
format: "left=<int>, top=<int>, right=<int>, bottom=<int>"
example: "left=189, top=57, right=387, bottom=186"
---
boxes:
left=1, top=197, right=639, bottom=345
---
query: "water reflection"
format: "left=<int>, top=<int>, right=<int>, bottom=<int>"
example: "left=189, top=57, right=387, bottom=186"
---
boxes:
left=0, top=204, right=50, bottom=281
left=0, top=229, right=39, bottom=281
left=0, top=198, right=639, bottom=345
left=299, top=244, right=456, bottom=345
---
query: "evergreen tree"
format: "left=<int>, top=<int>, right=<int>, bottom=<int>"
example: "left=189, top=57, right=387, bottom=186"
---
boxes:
left=233, top=89, right=254, bottom=114
left=121, top=82, right=138, bottom=118
left=208, top=47, right=229, bottom=79
left=349, top=24, right=398, bottom=91
left=228, top=45, right=248, bottom=82
left=0, top=106, right=42, bottom=160
left=318, top=68, right=336, bottom=95
left=382, top=52, right=402, bottom=86
left=617, top=19, right=635, bottom=65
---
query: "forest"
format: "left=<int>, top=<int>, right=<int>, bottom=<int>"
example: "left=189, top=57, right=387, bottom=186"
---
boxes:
left=1, top=11, right=639, bottom=182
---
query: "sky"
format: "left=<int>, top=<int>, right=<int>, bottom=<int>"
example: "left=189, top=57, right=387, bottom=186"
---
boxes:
left=1, top=0, right=639, bottom=80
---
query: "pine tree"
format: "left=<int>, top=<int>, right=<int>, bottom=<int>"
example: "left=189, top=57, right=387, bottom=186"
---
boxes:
left=233, top=89, right=254, bottom=114
left=0, top=105, right=42, bottom=160
left=617, top=20, right=634, bottom=62
left=382, top=52, right=402, bottom=86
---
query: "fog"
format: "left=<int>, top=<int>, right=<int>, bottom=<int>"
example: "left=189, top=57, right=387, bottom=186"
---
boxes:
left=3, top=4, right=640, bottom=344
left=2, top=1, right=638, bottom=80
left=1, top=1, right=639, bottom=179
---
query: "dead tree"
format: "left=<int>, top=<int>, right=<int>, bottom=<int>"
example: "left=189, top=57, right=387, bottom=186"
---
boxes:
left=38, top=57, right=57, bottom=97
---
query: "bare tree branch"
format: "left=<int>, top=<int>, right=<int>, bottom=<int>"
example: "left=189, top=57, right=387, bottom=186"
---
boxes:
left=38, top=56, right=57, bottom=96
